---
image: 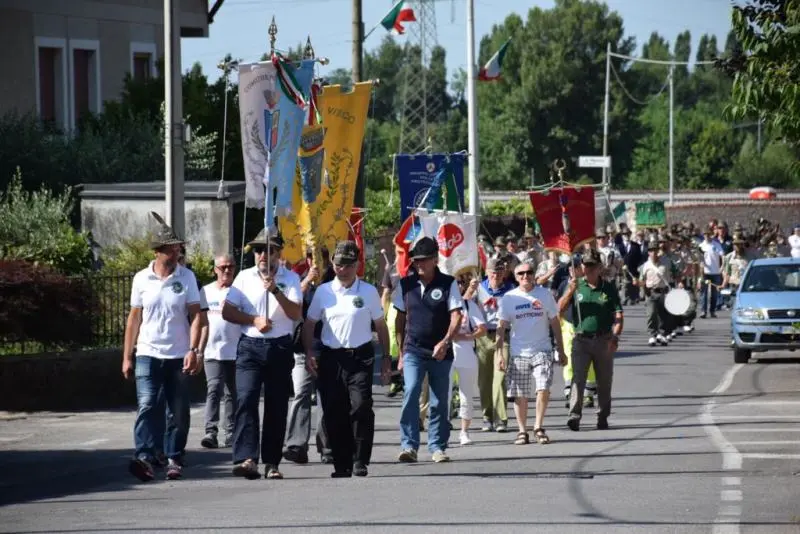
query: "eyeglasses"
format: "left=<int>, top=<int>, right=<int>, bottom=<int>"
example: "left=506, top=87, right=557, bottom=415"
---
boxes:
left=515, top=270, right=534, bottom=277
left=333, top=262, right=356, bottom=269
left=216, top=265, right=235, bottom=271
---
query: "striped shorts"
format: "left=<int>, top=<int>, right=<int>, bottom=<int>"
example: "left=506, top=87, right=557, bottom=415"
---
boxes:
left=506, top=351, right=554, bottom=398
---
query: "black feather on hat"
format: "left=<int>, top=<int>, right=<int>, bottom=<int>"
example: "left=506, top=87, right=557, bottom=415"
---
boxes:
left=149, top=212, right=185, bottom=250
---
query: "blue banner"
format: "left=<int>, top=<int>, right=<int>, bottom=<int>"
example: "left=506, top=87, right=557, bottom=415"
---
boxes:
left=396, top=153, right=466, bottom=221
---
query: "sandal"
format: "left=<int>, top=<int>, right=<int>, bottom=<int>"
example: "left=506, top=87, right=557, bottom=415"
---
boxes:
left=534, top=428, right=550, bottom=444
left=513, top=432, right=529, bottom=445
left=265, top=465, right=284, bottom=479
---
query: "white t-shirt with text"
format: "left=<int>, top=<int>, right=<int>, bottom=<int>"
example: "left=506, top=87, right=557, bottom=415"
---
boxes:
left=497, top=285, right=558, bottom=357
left=201, top=282, right=240, bottom=360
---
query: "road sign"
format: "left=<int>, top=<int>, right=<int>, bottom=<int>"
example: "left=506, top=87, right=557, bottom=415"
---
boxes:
left=578, top=156, right=611, bottom=168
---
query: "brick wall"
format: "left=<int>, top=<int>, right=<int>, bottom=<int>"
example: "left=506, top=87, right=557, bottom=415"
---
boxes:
left=0, top=349, right=207, bottom=412
left=666, top=201, right=800, bottom=232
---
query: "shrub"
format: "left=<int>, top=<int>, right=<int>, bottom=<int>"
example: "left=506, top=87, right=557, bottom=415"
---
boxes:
left=0, top=168, right=93, bottom=275
left=100, top=236, right=215, bottom=285
left=0, top=260, right=93, bottom=349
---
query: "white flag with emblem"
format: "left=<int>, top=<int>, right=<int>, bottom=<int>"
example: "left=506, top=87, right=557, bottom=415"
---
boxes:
left=418, top=211, right=479, bottom=276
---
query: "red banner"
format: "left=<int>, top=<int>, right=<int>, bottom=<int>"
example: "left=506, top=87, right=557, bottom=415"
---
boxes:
left=528, top=187, right=595, bottom=254
left=348, top=208, right=366, bottom=277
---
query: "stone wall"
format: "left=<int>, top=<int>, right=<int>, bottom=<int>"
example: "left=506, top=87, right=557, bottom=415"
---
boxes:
left=666, top=201, right=800, bottom=231
left=0, top=349, right=207, bottom=412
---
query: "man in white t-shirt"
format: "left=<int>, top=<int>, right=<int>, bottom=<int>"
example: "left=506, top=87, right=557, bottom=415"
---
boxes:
left=789, top=225, right=800, bottom=259
left=199, top=254, right=239, bottom=450
left=304, top=241, right=391, bottom=478
left=123, top=213, right=204, bottom=482
left=496, top=261, right=566, bottom=446
left=698, top=229, right=724, bottom=318
left=222, top=230, right=303, bottom=480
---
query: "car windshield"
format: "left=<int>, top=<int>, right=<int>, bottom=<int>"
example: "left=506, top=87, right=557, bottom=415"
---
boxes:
left=740, top=264, right=800, bottom=292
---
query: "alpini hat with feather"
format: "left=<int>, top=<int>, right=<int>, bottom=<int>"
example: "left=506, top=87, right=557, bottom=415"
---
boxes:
left=149, top=212, right=185, bottom=249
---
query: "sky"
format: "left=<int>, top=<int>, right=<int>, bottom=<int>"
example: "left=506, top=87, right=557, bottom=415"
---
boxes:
left=183, top=0, right=734, bottom=84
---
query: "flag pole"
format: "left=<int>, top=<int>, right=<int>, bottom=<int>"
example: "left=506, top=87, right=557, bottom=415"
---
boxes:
left=362, top=0, right=404, bottom=42
left=466, top=0, right=479, bottom=216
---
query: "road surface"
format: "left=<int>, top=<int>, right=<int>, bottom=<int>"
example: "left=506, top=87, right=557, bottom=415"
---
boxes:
left=1, top=306, right=798, bottom=533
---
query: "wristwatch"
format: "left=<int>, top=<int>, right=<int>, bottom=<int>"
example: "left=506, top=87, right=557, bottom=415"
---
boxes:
left=270, top=286, right=280, bottom=295
left=190, top=347, right=199, bottom=355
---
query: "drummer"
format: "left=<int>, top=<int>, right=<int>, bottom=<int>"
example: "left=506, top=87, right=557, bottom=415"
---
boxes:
left=676, top=233, right=698, bottom=334
left=637, top=237, right=673, bottom=347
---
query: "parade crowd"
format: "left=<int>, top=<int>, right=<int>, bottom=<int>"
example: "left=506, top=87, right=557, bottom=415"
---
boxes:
left=122, top=214, right=800, bottom=481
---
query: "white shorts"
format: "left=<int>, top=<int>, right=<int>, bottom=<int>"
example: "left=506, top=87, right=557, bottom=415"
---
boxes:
left=506, top=351, right=554, bottom=398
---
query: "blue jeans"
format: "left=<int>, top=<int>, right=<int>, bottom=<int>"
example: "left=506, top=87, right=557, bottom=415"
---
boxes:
left=700, top=274, right=722, bottom=315
left=134, top=356, right=190, bottom=462
left=399, top=352, right=453, bottom=453
left=233, top=335, right=294, bottom=466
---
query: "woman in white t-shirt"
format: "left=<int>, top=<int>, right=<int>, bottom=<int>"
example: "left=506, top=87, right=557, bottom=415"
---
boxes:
left=448, top=276, right=487, bottom=446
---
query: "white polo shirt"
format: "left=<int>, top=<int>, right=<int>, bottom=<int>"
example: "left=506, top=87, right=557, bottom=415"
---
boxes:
left=307, top=277, right=383, bottom=349
left=201, top=282, right=240, bottom=360
left=225, top=265, right=302, bottom=339
left=130, top=262, right=201, bottom=359
left=497, top=285, right=558, bottom=357
left=700, top=240, right=723, bottom=275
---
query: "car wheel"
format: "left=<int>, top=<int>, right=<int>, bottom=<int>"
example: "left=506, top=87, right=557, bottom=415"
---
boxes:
left=733, top=348, right=751, bottom=364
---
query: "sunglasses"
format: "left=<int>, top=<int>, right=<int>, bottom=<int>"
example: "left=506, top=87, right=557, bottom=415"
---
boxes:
left=515, top=270, right=534, bottom=276
left=216, top=265, right=235, bottom=271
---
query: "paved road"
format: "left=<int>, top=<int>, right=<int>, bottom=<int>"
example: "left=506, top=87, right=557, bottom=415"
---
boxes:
left=1, top=307, right=799, bottom=533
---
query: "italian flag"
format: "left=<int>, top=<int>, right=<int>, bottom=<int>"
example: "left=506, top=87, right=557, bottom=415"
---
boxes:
left=381, top=0, right=416, bottom=35
left=478, top=39, right=511, bottom=81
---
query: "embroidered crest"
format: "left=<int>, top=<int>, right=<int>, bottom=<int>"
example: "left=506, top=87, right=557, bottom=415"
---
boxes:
left=171, top=281, right=184, bottom=294
left=598, top=293, right=608, bottom=304
left=430, top=288, right=443, bottom=301
left=276, top=283, right=287, bottom=293
left=577, top=293, right=584, bottom=302
left=353, top=296, right=364, bottom=309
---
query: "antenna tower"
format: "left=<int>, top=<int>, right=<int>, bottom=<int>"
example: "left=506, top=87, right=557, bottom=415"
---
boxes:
left=398, top=0, right=441, bottom=154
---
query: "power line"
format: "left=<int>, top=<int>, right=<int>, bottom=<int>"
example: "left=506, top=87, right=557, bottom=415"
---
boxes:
left=609, top=51, right=716, bottom=66
left=609, top=59, right=670, bottom=106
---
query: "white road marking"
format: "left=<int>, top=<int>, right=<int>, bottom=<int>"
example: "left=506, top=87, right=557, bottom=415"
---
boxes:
left=0, top=434, right=34, bottom=443
left=721, top=477, right=741, bottom=486
left=711, top=415, right=800, bottom=420
left=721, top=489, right=743, bottom=502
left=719, top=400, right=800, bottom=406
left=701, top=363, right=744, bottom=534
left=725, top=428, right=800, bottom=433
left=741, top=453, right=800, bottom=460
left=732, top=441, right=800, bottom=446
left=79, top=439, right=109, bottom=447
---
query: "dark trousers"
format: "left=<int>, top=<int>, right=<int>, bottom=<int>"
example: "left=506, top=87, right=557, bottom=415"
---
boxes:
left=318, top=343, right=375, bottom=472
left=646, top=289, right=671, bottom=336
left=232, top=335, right=294, bottom=467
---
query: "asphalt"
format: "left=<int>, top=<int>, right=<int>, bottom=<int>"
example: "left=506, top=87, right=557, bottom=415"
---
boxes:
left=0, top=306, right=799, bottom=534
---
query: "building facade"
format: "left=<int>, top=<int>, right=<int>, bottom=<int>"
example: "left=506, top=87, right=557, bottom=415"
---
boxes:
left=0, top=0, right=210, bottom=130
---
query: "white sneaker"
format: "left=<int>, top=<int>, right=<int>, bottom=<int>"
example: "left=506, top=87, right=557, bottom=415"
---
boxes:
left=648, top=337, right=656, bottom=346
left=683, top=325, right=692, bottom=333
left=656, top=334, right=668, bottom=346
left=459, top=431, right=473, bottom=446
left=669, top=332, right=676, bottom=340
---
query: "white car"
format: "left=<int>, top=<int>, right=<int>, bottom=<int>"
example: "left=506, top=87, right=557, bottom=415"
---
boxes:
left=731, top=257, right=800, bottom=363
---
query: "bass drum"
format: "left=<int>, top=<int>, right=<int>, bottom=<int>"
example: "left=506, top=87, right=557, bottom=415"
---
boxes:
left=664, top=288, right=692, bottom=316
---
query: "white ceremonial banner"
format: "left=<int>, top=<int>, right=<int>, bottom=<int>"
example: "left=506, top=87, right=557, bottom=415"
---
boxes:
left=418, top=211, right=479, bottom=276
left=238, top=62, right=278, bottom=209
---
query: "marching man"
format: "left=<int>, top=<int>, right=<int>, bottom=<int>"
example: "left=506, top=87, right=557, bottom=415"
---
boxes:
left=496, top=261, right=566, bottom=445
left=304, top=241, right=391, bottom=478
left=123, top=213, right=204, bottom=482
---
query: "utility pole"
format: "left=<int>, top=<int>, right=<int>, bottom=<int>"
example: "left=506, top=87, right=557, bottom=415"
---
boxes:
left=668, top=64, right=674, bottom=206
left=352, top=0, right=363, bottom=82
left=466, top=0, right=479, bottom=215
left=602, top=42, right=611, bottom=190
left=165, top=0, right=185, bottom=236
left=757, top=118, right=762, bottom=153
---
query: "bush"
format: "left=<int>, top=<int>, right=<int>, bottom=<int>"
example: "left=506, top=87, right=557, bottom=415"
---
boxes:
left=0, top=168, right=93, bottom=274
left=0, top=260, right=93, bottom=349
left=100, top=236, right=215, bottom=285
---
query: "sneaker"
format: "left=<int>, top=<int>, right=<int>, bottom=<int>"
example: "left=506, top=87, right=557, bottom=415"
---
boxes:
left=200, top=433, right=218, bottom=449
left=283, top=447, right=309, bottom=464
left=656, top=334, right=668, bottom=346
left=459, top=431, right=473, bottom=446
left=353, top=462, right=368, bottom=477
left=597, top=416, right=609, bottom=430
left=481, top=419, right=494, bottom=432
left=669, top=332, right=677, bottom=340
left=683, top=325, right=693, bottom=333
left=648, top=337, right=656, bottom=346
left=432, top=450, right=451, bottom=463
left=232, top=458, right=261, bottom=480
left=128, top=457, right=155, bottom=482
left=223, top=435, right=234, bottom=448
left=166, top=458, right=183, bottom=480
left=583, top=395, right=595, bottom=408
left=397, top=449, right=418, bottom=463
left=699, top=313, right=707, bottom=319
left=495, top=421, right=508, bottom=433
left=330, top=469, right=352, bottom=478
left=320, top=454, right=334, bottom=464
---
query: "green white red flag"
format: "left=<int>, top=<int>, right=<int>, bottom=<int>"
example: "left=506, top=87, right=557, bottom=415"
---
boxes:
left=380, top=0, right=417, bottom=35
left=478, top=39, right=511, bottom=81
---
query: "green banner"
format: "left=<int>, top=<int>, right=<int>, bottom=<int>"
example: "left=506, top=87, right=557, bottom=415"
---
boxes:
left=612, top=201, right=627, bottom=221
left=635, top=201, right=665, bottom=228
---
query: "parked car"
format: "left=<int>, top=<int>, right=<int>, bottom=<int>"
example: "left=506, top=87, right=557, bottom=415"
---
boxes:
left=731, top=257, right=800, bottom=363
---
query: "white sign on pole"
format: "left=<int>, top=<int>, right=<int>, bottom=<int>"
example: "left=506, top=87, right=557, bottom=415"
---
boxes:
left=578, top=156, right=611, bottom=168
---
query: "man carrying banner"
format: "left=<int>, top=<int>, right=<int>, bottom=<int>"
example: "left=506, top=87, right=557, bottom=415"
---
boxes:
left=557, top=249, right=624, bottom=432
left=394, top=237, right=463, bottom=463
left=496, top=261, right=566, bottom=445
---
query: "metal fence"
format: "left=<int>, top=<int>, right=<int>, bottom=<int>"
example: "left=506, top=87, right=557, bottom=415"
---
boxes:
left=0, top=273, right=134, bottom=355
